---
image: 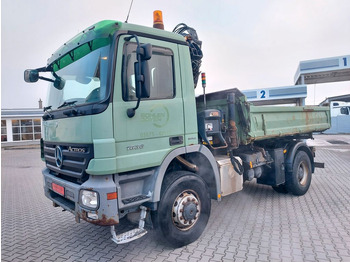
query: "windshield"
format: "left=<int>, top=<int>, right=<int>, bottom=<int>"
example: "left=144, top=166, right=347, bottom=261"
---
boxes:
left=47, top=45, right=110, bottom=110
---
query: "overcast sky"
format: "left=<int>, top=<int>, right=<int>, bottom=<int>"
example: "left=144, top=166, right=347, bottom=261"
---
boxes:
left=2, top=0, right=349, bottom=109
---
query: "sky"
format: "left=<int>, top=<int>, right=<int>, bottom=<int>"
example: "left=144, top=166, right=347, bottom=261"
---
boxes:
left=1, top=0, right=350, bottom=109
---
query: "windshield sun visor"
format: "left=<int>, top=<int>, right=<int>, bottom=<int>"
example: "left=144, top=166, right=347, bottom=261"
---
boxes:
left=47, top=20, right=121, bottom=72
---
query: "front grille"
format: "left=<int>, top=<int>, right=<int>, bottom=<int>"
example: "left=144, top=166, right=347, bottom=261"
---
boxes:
left=49, top=191, right=75, bottom=211
left=44, top=142, right=94, bottom=183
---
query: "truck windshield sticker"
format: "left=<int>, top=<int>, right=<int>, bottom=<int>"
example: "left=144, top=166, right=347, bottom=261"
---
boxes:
left=52, top=38, right=110, bottom=72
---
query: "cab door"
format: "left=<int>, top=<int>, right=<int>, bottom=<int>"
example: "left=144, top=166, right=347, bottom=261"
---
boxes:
left=113, top=35, right=184, bottom=173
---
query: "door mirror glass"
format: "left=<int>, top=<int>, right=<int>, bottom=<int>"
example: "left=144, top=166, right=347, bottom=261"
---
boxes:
left=134, top=60, right=151, bottom=99
left=24, top=69, right=39, bottom=83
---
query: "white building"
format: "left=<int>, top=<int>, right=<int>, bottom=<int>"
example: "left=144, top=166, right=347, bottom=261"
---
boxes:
left=1, top=108, right=43, bottom=144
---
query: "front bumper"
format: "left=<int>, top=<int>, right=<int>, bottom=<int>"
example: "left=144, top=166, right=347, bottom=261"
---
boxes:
left=43, top=168, right=119, bottom=225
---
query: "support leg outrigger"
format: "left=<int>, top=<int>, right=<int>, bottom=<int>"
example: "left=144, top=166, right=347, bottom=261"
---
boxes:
left=111, top=206, right=148, bottom=244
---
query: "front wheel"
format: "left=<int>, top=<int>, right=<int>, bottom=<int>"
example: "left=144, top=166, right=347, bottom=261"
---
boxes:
left=152, top=171, right=211, bottom=247
left=286, top=151, right=312, bottom=196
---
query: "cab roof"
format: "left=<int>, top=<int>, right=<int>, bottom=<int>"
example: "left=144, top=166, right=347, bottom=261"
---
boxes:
left=47, top=20, right=187, bottom=68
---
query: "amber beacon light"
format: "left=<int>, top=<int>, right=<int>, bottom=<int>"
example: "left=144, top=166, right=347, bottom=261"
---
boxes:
left=153, top=10, right=164, bottom=29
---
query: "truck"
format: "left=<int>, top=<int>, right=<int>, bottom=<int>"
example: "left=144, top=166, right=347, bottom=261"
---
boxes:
left=24, top=11, right=331, bottom=247
left=329, top=101, right=350, bottom=116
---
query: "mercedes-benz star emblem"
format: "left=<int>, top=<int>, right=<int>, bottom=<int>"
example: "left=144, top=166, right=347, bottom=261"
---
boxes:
left=55, top=146, right=63, bottom=168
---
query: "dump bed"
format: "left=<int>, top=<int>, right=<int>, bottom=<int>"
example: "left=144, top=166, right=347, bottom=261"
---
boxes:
left=196, top=88, right=331, bottom=145
left=248, top=105, right=330, bottom=142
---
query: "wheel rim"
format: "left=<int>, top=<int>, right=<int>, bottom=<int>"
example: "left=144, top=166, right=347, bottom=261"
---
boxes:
left=172, top=190, right=201, bottom=231
left=298, top=161, right=309, bottom=186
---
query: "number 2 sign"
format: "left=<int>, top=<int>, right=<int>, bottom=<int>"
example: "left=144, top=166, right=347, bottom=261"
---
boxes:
left=259, top=89, right=269, bottom=99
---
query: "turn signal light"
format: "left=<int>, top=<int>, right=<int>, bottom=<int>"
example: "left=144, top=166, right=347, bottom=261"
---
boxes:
left=249, top=161, right=253, bottom=169
left=153, top=10, right=164, bottom=30
left=107, top=192, right=117, bottom=200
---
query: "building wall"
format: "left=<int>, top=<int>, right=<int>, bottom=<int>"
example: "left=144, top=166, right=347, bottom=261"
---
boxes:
left=2, top=118, right=42, bottom=142
left=1, top=109, right=43, bottom=143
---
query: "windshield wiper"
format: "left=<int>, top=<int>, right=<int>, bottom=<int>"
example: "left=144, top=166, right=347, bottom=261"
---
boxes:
left=44, top=105, right=52, bottom=111
left=43, top=105, right=54, bottom=120
left=58, top=100, right=77, bottom=109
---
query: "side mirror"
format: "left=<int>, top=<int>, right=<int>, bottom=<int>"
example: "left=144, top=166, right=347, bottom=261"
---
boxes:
left=134, top=61, right=151, bottom=99
left=134, top=44, right=152, bottom=99
left=126, top=39, right=153, bottom=118
left=141, top=61, right=151, bottom=98
left=24, top=69, right=39, bottom=83
left=139, top=44, right=152, bottom=61
left=54, top=77, right=66, bottom=90
left=24, top=66, right=65, bottom=90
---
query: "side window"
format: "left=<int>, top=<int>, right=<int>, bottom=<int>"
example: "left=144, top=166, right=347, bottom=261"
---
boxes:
left=122, top=42, right=175, bottom=101
left=340, top=107, right=349, bottom=115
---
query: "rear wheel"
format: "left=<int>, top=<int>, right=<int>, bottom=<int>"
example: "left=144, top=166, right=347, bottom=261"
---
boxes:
left=286, top=151, right=312, bottom=196
left=152, top=171, right=211, bottom=247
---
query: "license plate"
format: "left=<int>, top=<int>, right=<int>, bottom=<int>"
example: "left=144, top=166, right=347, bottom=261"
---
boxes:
left=52, top=183, right=65, bottom=196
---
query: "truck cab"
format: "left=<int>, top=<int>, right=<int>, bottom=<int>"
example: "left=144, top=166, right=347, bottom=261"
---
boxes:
left=330, top=101, right=350, bottom=116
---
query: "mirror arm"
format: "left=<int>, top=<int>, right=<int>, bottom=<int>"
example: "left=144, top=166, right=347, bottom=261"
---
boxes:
left=52, top=71, right=59, bottom=78
left=126, top=34, right=143, bottom=118
left=38, top=76, right=54, bottom=83
left=126, top=35, right=143, bottom=88
left=127, top=98, right=141, bottom=118
left=37, top=66, right=50, bottom=72
left=124, top=35, right=152, bottom=118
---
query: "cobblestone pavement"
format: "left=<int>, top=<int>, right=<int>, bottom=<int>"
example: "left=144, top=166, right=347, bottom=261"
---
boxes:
left=2, top=134, right=350, bottom=262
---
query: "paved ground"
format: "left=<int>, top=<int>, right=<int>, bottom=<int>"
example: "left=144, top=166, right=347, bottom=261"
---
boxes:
left=2, top=134, right=350, bottom=262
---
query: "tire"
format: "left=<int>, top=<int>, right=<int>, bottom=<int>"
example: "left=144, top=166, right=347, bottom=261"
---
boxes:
left=285, top=151, right=312, bottom=196
left=272, top=184, right=289, bottom=194
left=152, top=171, right=211, bottom=248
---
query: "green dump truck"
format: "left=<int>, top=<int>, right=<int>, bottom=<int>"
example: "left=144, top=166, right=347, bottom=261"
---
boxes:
left=24, top=14, right=330, bottom=247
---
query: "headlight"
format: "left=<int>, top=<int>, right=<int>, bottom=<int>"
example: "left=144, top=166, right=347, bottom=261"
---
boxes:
left=80, top=190, right=99, bottom=209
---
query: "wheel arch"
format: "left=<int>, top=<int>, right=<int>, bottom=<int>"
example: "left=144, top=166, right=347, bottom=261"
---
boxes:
left=152, top=144, right=221, bottom=203
left=285, top=141, right=314, bottom=174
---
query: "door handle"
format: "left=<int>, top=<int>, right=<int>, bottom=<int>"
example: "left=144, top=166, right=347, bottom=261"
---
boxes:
left=169, top=136, right=183, bottom=146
